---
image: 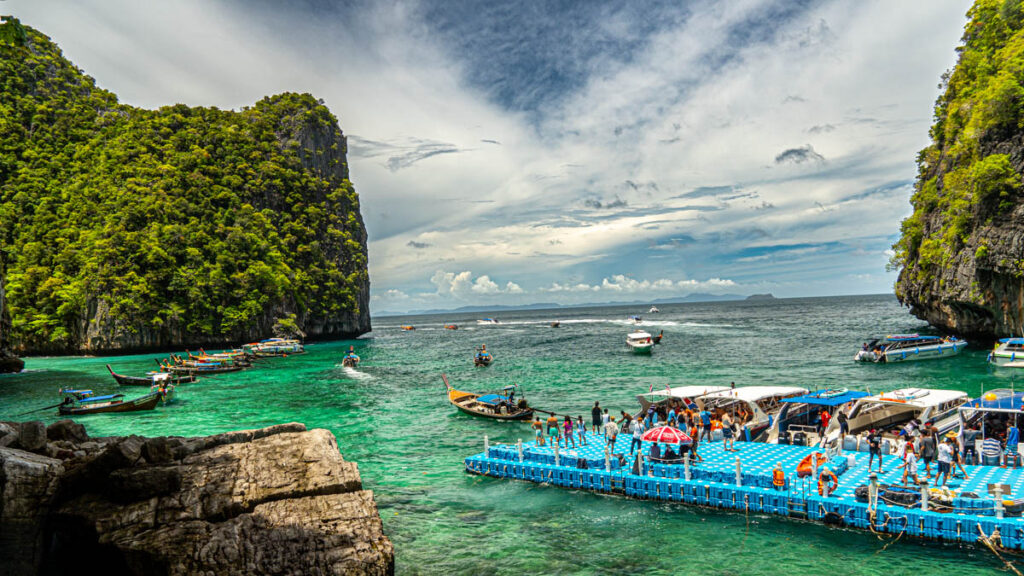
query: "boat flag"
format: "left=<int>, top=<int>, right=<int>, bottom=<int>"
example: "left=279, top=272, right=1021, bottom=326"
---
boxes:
left=665, top=383, right=672, bottom=395
left=649, top=383, right=654, bottom=393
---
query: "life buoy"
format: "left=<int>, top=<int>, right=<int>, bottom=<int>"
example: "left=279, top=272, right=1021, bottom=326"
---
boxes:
left=818, top=469, right=838, bottom=496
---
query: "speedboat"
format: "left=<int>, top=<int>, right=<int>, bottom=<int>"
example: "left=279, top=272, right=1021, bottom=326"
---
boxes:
left=989, top=338, right=1024, bottom=367
left=628, top=315, right=642, bottom=324
left=649, top=306, right=660, bottom=313
left=699, top=386, right=809, bottom=441
left=853, top=334, right=967, bottom=363
left=765, top=389, right=869, bottom=446
left=958, top=389, right=1024, bottom=464
left=635, top=384, right=732, bottom=413
left=477, top=318, right=500, bottom=325
left=626, top=331, right=654, bottom=354
left=822, top=387, right=968, bottom=446
left=445, top=324, right=459, bottom=330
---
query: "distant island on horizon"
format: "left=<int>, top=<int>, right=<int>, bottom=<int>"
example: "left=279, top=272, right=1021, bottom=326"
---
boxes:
left=373, top=292, right=895, bottom=317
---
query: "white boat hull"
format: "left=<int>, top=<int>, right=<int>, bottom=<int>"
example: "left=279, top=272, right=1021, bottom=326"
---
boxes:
left=627, top=342, right=653, bottom=354
left=855, top=341, right=967, bottom=363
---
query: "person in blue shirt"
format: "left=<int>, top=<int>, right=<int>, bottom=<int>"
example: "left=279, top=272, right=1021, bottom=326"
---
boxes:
left=668, top=406, right=677, bottom=428
left=699, top=408, right=712, bottom=441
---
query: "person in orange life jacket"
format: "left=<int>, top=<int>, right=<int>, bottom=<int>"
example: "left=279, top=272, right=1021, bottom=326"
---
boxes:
left=771, top=462, right=786, bottom=491
left=818, top=466, right=838, bottom=496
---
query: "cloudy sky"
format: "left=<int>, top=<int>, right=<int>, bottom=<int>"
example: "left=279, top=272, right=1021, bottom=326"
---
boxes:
left=10, top=0, right=973, bottom=313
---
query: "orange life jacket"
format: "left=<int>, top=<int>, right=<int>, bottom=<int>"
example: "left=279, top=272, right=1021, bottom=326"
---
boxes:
left=772, top=468, right=785, bottom=487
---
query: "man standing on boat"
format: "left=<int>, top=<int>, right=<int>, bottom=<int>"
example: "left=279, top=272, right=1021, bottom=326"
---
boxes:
left=867, top=429, right=883, bottom=473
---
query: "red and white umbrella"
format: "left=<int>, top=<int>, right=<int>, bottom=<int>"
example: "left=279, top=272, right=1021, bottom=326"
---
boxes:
left=642, top=425, right=692, bottom=445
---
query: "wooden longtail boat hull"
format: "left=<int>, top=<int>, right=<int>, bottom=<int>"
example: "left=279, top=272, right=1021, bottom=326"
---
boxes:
left=107, top=365, right=195, bottom=386
left=59, top=392, right=161, bottom=415
left=165, top=364, right=243, bottom=375
left=442, top=375, right=533, bottom=421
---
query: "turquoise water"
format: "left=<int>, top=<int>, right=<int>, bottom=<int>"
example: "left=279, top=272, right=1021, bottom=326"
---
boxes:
left=1, top=294, right=1019, bottom=574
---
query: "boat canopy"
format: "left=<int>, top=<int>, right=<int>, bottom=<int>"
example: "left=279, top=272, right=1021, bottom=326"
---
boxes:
left=961, top=389, right=1024, bottom=413
left=642, top=385, right=730, bottom=400
left=61, top=389, right=93, bottom=395
left=627, top=331, right=653, bottom=339
left=780, top=389, right=869, bottom=407
left=702, top=386, right=809, bottom=402
left=998, top=338, right=1024, bottom=345
left=864, top=388, right=967, bottom=407
left=78, top=394, right=125, bottom=403
left=476, top=393, right=511, bottom=405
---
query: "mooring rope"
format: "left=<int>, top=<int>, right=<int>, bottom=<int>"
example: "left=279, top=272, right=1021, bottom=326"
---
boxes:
left=977, top=524, right=1023, bottom=576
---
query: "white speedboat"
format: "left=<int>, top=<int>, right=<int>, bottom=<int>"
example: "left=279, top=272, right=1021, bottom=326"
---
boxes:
left=853, top=334, right=966, bottom=363
left=635, top=384, right=731, bottom=413
left=822, top=387, right=968, bottom=446
left=476, top=318, right=500, bottom=325
left=989, top=338, right=1024, bottom=367
left=765, top=389, right=869, bottom=446
left=649, top=306, right=660, bottom=313
left=626, top=331, right=654, bottom=354
left=699, top=386, right=809, bottom=441
left=628, top=315, right=642, bottom=324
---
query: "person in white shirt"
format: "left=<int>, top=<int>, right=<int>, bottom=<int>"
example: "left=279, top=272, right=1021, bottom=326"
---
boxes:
left=936, top=437, right=954, bottom=486
left=899, top=441, right=919, bottom=487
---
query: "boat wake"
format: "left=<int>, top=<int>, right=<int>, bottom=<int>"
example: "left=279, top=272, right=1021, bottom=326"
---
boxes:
left=339, top=366, right=373, bottom=380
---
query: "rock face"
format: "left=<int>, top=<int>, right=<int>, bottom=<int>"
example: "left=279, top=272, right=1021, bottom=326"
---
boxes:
left=892, top=3, right=1024, bottom=338
left=0, top=422, right=393, bottom=575
left=0, top=255, right=24, bottom=373
left=1, top=20, right=370, bottom=356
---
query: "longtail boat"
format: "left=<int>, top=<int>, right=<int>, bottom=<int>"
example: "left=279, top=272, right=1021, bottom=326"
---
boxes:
left=160, top=357, right=243, bottom=375
left=442, top=374, right=533, bottom=421
left=107, top=365, right=195, bottom=386
left=57, top=389, right=161, bottom=415
left=242, top=338, right=305, bottom=357
left=341, top=346, right=360, bottom=368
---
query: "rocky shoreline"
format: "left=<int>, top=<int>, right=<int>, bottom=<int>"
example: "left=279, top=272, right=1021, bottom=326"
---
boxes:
left=0, top=421, right=393, bottom=575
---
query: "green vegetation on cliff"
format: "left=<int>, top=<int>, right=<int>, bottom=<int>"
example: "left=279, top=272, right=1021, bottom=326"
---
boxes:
left=892, top=0, right=1024, bottom=286
left=0, top=18, right=368, bottom=351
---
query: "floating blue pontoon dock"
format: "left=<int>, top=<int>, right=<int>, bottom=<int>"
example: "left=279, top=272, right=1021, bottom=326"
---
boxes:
left=465, top=430, right=1024, bottom=548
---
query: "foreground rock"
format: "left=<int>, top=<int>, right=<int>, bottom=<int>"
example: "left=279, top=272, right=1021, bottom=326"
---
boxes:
left=0, top=421, right=393, bottom=575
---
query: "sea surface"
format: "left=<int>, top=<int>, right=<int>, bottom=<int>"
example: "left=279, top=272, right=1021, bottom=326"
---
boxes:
left=1, top=294, right=1020, bottom=574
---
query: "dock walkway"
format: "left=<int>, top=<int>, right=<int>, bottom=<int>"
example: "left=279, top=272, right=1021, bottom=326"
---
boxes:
left=466, top=430, right=1024, bottom=548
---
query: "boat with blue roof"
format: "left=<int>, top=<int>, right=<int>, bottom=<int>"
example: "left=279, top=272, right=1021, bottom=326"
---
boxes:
left=853, top=333, right=967, bottom=363
left=57, top=387, right=162, bottom=415
left=442, top=374, right=531, bottom=420
left=822, top=387, right=968, bottom=447
left=989, top=338, right=1024, bottom=367
left=766, top=388, right=870, bottom=446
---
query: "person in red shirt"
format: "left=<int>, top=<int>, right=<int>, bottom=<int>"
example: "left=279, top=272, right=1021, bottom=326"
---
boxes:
left=820, top=409, right=831, bottom=435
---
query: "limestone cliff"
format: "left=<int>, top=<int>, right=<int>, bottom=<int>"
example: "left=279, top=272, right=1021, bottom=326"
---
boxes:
left=0, top=421, right=394, bottom=575
left=0, top=18, right=370, bottom=354
left=0, top=254, right=24, bottom=373
left=892, top=1, right=1024, bottom=338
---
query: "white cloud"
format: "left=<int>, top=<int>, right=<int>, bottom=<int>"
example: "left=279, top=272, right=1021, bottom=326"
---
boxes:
left=8, top=0, right=973, bottom=313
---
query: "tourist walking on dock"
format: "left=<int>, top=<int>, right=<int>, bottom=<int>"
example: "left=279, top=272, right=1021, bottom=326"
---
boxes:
left=899, top=441, right=919, bottom=487
left=867, top=429, right=883, bottom=472
left=722, top=411, right=736, bottom=451
left=563, top=415, right=576, bottom=449
left=577, top=416, right=587, bottom=446
left=631, top=417, right=645, bottom=454
left=533, top=417, right=545, bottom=447
left=936, top=436, right=953, bottom=486
left=837, top=410, right=849, bottom=443
left=547, top=413, right=560, bottom=446
left=602, top=409, right=611, bottom=438
left=919, top=428, right=936, bottom=479
left=699, top=407, right=712, bottom=442
left=605, top=417, right=619, bottom=449
left=592, top=402, right=602, bottom=433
